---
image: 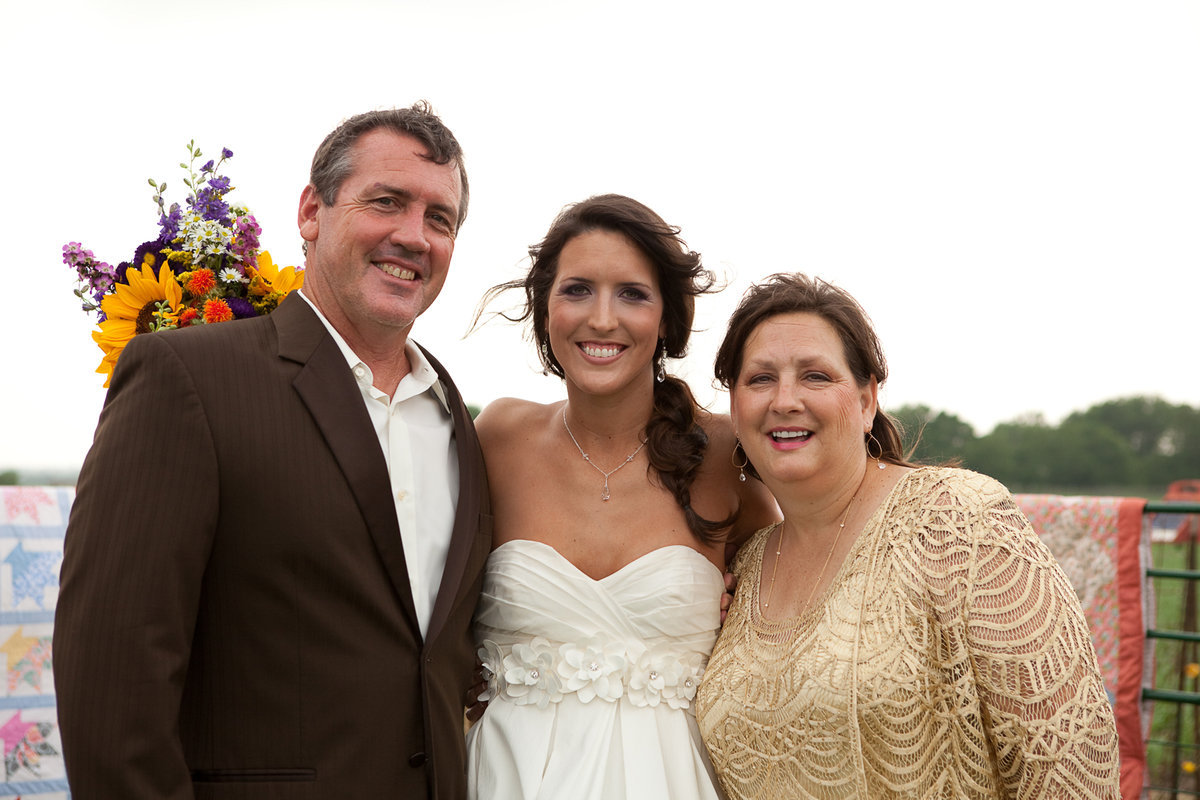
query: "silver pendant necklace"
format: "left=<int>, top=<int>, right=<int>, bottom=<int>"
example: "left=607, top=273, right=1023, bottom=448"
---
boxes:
left=562, top=407, right=647, bottom=501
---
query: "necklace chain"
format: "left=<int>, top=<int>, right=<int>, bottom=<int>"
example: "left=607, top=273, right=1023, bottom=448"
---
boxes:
left=562, top=408, right=647, bottom=502
left=763, top=469, right=869, bottom=613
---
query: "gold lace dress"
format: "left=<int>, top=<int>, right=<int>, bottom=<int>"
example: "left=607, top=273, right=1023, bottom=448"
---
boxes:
left=696, top=467, right=1121, bottom=799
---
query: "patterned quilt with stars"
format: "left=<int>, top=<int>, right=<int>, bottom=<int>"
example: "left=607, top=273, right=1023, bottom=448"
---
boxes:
left=0, top=486, right=71, bottom=800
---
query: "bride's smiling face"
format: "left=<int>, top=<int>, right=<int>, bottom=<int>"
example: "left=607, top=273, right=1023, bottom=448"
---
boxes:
left=546, top=229, right=665, bottom=397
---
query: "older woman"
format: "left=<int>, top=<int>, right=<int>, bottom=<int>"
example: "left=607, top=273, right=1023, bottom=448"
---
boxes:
left=695, top=273, right=1120, bottom=799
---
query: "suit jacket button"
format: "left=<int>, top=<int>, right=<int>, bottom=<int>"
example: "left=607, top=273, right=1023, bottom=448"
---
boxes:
left=408, top=752, right=427, bottom=767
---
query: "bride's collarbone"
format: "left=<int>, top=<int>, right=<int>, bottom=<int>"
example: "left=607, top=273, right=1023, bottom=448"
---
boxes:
left=503, top=497, right=677, bottom=540
left=520, top=456, right=667, bottom=505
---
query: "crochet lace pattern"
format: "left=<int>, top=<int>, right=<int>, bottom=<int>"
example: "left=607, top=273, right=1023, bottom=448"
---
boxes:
left=696, top=467, right=1121, bottom=799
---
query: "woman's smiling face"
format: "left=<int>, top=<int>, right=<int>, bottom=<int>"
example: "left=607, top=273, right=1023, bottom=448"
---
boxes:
left=730, top=311, right=876, bottom=488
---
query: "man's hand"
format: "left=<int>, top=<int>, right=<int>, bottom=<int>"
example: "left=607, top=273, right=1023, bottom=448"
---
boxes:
left=465, top=660, right=489, bottom=723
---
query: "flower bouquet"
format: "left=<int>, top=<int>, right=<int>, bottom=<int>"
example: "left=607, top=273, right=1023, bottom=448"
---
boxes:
left=65, top=141, right=304, bottom=386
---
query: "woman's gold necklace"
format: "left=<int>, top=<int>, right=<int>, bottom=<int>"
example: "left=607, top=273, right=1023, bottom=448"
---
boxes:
left=762, top=470, right=868, bottom=613
left=562, top=407, right=647, bottom=502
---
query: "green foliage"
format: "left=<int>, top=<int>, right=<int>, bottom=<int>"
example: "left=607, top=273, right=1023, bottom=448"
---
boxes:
left=892, top=405, right=974, bottom=465
left=0, top=471, right=17, bottom=485
left=967, top=420, right=1063, bottom=490
left=889, top=395, right=1200, bottom=493
left=1069, top=396, right=1179, bottom=457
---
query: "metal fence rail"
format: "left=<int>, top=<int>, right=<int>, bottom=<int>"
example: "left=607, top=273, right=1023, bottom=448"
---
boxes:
left=1143, top=501, right=1200, bottom=798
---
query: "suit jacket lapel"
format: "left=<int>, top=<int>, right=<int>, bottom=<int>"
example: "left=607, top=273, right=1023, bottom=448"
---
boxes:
left=273, top=294, right=422, bottom=634
left=421, top=345, right=489, bottom=644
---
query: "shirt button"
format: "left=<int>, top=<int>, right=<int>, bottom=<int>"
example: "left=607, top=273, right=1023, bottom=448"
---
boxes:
left=408, top=752, right=427, bottom=767
left=397, top=490, right=408, bottom=502
left=353, top=365, right=366, bottom=378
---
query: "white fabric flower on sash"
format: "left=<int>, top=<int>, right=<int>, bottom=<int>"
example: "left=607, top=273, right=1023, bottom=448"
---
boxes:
left=556, top=638, right=627, bottom=703
left=478, top=635, right=707, bottom=708
left=477, top=640, right=507, bottom=702
left=501, top=637, right=563, bottom=709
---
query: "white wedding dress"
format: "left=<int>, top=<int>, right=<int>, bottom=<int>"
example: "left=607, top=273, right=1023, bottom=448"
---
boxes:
left=466, top=539, right=726, bottom=800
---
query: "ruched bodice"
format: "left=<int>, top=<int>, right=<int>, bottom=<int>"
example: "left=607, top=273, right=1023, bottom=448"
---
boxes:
left=467, top=539, right=726, bottom=800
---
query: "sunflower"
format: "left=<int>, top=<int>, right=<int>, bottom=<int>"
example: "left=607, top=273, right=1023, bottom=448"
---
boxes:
left=92, top=263, right=184, bottom=387
left=248, top=250, right=303, bottom=293
left=246, top=250, right=304, bottom=314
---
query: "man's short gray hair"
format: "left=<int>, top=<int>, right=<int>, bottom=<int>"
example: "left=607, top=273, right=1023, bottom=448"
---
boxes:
left=308, top=101, right=469, bottom=230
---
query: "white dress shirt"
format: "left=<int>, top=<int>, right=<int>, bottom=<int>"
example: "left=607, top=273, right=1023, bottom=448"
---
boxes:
left=299, top=292, right=459, bottom=639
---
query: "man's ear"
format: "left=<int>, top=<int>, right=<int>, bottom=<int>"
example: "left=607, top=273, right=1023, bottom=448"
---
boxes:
left=298, top=184, right=321, bottom=244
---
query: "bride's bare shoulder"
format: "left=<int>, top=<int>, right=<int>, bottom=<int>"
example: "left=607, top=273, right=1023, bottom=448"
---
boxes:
left=476, top=398, right=560, bottom=449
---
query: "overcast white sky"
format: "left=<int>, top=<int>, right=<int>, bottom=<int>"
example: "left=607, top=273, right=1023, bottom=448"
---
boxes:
left=3, top=0, right=1198, bottom=472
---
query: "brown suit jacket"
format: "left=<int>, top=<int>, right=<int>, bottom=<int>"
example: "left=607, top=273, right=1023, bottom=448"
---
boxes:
left=54, top=294, right=492, bottom=799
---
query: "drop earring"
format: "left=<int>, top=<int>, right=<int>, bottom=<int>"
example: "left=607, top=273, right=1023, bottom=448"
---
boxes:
left=732, top=439, right=749, bottom=482
left=866, top=431, right=886, bottom=469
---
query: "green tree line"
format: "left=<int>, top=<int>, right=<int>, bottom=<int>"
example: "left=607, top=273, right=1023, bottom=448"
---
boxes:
left=892, top=396, right=1200, bottom=495
left=6, top=396, right=1196, bottom=493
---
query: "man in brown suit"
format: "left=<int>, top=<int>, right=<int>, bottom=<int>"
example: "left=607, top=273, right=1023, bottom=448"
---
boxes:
left=53, top=103, right=491, bottom=798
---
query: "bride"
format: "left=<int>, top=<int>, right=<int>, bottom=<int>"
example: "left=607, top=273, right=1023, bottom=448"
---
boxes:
left=466, top=194, right=777, bottom=799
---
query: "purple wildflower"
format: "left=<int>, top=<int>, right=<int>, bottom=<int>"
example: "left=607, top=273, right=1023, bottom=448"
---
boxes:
left=62, top=242, right=94, bottom=270
left=88, top=270, right=116, bottom=315
left=132, top=240, right=173, bottom=276
left=221, top=148, right=233, bottom=159
left=158, top=202, right=183, bottom=240
left=225, top=296, right=257, bottom=319
left=230, top=214, right=262, bottom=261
left=192, top=186, right=230, bottom=222
left=89, top=266, right=115, bottom=293
left=201, top=159, right=215, bottom=173
left=64, top=242, right=117, bottom=317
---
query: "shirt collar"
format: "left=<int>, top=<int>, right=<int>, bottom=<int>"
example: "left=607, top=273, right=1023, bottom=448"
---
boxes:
left=298, top=290, right=451, bottom=413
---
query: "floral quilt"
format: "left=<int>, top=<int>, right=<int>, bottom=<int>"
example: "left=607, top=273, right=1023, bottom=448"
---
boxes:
left=1016, top=493, right=1149, bottom=798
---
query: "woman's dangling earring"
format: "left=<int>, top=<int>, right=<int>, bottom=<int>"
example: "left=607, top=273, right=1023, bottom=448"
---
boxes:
left=540, top=342, right=550, bottom=376
left=866, top=431, right=886, bottom=469
left=732, top=439, right=749, bottom=482
left=655, top=339, right=666, bottom=383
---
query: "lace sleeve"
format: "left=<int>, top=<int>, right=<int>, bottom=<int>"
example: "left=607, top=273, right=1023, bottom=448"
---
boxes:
left=944, top=476, right=1121, bottom=798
